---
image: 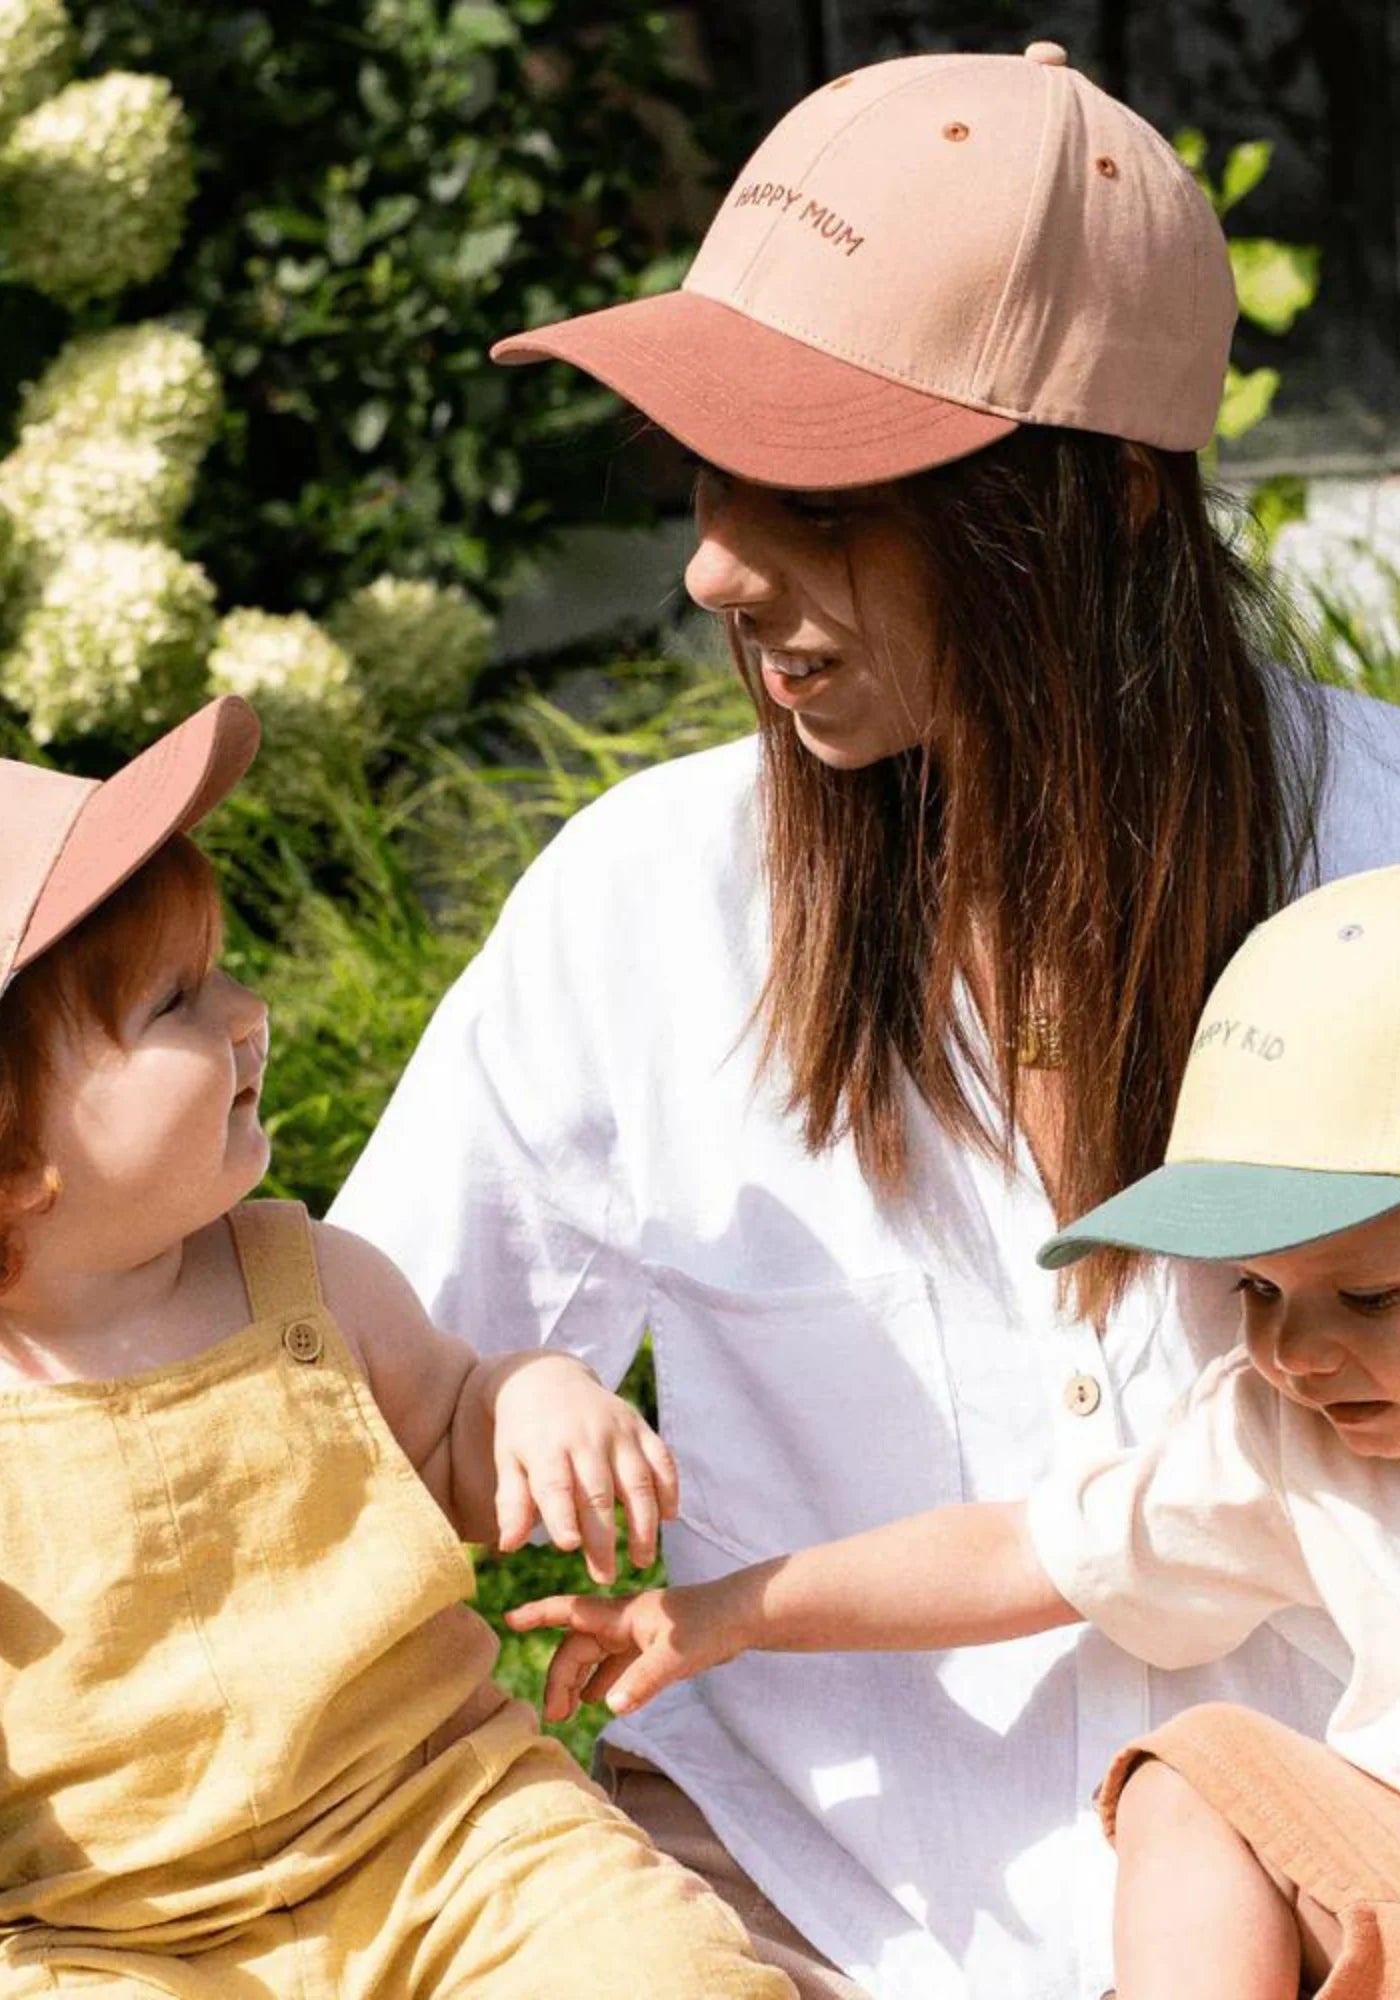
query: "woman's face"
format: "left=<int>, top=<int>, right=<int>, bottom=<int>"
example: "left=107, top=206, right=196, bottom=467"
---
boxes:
left=684, top=466, right=937, bottom=770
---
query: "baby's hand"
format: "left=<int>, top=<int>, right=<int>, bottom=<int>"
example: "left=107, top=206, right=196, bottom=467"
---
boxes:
left=484, top=1353, right=678, bottom=1586
left=506, top=1584, right=739, bottom=1720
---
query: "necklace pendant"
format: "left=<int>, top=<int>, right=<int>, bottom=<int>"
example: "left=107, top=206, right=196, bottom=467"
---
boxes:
left=1016, top=1009, right=1065, bottom=1070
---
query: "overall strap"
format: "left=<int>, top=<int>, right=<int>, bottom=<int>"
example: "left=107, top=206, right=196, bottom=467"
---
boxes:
left=227, top=1201, right=324, bottom=1323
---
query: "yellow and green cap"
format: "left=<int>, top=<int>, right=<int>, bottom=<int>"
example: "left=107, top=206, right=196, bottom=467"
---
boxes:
left=1039, top=864, right=1400, bottom=1270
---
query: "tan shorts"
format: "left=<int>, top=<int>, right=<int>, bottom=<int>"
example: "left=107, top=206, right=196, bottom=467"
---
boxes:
left=599, top=1750, right=872, bottom=2000
left=1101, top=1702, right=1400, bottom=2000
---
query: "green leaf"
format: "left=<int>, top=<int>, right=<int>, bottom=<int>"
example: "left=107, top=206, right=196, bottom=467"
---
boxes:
left=327, top=200, right=367, bottom=267
left=1247, top=473, right=1307, bottom=553
left=1230, top=239, right=1321, bottom=334
left=448, top=2, right=520, bottom=50
left=274, top=255, right=330, bottom=296
left=358, top=61, right=398, bottom=123
left=1172, top=124, right=1211, bottom=198
left=1218, top=139, right=1272, bottom=216
left=452, top=221, right=518, bottom=284
left=1215, top=363, right=1280, bottom=441
left=365, top=194, right=421, bottom=245
left=349, top=398, right=392, bottom=452
left=247, top=206, right=326, bottom=249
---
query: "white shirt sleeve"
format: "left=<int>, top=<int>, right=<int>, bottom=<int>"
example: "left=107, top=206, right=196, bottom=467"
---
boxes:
left=1026, top=1351, right=1321, bottom=1669
left=326, top=812, right=649, bottom=1386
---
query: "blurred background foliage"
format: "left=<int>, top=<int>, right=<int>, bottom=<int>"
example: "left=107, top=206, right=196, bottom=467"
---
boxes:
left=18, top=0, right=728, bottom=612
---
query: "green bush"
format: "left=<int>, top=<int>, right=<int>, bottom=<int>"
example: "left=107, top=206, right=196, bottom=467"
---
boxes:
left=63, top=0, right=723, bottom=615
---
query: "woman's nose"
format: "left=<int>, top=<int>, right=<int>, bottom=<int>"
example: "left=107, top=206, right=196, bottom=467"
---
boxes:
left=683, top=484, right=783, bottom=614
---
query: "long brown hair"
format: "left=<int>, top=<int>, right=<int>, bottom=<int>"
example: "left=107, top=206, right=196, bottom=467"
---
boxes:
left=734, top=426, right=1327, bottom=1323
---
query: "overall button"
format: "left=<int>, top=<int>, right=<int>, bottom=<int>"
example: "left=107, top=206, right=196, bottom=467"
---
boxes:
left=283, top=1318, right=323, bottom=1363
left=1065, top=1372, right=1101, bottom=1416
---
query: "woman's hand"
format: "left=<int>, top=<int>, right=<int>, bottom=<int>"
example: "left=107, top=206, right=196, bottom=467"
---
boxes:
left=506, top=1581, right=745, bottom=1719
left=477, top=1353, right=679, bottom=1585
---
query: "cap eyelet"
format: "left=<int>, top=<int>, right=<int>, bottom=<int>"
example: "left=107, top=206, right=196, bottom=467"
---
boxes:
left=943, top=121, right=970, bottom=142
left=1095, top=155, right=1119, bottom=179
left=1339, top=924, right=1365, bottom=941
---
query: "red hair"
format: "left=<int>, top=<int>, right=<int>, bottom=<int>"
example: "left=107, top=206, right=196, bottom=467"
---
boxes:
left=0, top=835, right=222, bottom=1291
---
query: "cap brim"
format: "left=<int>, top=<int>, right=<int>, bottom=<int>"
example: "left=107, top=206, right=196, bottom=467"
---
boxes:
left=1038, top=1162, right=1400, bottom=1270
left=15, top=695, right=260, bottom=973
left=492, top=291, right=1017, bottom=490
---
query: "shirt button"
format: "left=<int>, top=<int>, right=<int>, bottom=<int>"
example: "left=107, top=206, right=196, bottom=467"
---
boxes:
left=283, top=1318, right=323, bottom=1364
left=1064, top=1372, right=1101, bottom=1416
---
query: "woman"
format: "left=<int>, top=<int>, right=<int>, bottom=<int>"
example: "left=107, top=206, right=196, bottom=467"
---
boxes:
left=330, top=43, right=1400, bottom=2000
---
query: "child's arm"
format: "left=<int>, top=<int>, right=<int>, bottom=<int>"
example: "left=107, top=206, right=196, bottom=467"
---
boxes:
left=508, top=1501, right=1079, bottom=1720
left=315, top=1221, right=676, bottom=1581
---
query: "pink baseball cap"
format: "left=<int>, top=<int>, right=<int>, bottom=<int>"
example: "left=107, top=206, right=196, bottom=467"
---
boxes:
left=0, top=696, right=259, bottom=995
left=492, top=43, right=1236, bottom=488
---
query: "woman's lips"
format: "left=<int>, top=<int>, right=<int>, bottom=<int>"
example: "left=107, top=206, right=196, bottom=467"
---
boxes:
left=759, top=651, right=841, bottom=709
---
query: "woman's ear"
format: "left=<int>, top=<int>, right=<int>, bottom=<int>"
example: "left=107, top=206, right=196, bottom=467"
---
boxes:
left=1123, top=442, right=1162, bottom=533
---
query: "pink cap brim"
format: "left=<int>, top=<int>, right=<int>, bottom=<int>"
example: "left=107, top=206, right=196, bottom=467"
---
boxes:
left=492, top=291, right=1017, bottom=489
left=15, top=695, right=260, bottom=975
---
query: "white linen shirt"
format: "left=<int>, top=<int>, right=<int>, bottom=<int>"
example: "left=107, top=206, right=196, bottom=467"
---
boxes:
left=330, top=678, right=1400, bottom=2000
left=1028, top=1347, right=1400, bottom=1796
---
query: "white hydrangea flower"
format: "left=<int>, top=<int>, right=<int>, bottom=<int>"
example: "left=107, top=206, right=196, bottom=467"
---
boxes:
left=0, top=0, right=76, bottom=141
left=1271, top=477, right=1400, bottom=673
left=2, top=536, right=215, bottom=745
left=22, top=322, right=222, bottom=469
left=0, top=420, right=192, bottom=570
left=208, top=609, right=362, bottom=732
left=328, top=574, right=493, bottom=723
left=0, top=73, right=195, bottom=306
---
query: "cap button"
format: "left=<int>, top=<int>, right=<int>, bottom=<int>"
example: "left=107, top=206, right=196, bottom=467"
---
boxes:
left=1023, top=40, right=1069, bottom=65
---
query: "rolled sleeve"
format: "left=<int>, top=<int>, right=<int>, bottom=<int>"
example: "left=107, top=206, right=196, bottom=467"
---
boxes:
left=1026, top=1351, right=1318, bottom=1670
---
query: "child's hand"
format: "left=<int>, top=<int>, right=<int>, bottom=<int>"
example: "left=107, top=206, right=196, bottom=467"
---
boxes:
left=483, top=1353, right=679, bottom=1586
left=506, top=1583, right=741, bottom=1720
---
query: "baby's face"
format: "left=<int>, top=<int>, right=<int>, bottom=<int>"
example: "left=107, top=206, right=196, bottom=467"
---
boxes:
left=1239, top=1209, right=1400, bottom=1458
left=34, top=941, right=270, bottom=1276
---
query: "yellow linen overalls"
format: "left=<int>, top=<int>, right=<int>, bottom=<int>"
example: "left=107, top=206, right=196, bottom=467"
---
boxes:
left=0, top=1202, right=789, bottom=1998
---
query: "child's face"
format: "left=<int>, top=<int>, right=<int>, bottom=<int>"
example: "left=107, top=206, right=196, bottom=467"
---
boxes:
left=31, top=939, right=270, bottom=1278
left=1239, top=1209, right=1400, bottom=1458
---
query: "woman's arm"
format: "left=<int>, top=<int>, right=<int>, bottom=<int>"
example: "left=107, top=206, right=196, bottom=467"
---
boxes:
left=508, top=1500, right=1079, bottom=1719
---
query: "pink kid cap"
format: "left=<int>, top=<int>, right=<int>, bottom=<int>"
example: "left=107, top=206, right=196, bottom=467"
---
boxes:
left=492, top=42, right=1236, bottom=488
left=0, top=696, right=259, bottom=996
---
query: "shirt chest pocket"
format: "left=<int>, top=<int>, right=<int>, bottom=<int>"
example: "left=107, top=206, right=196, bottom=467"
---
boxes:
left=646, top=1267, right=965, bottom=1562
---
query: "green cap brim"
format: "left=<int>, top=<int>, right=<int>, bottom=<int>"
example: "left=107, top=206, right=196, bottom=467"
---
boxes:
left=1037, top=1162, right=1400, bottom=1270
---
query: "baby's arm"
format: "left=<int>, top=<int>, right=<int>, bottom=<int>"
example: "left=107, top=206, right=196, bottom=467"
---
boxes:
left=508, top=1500, right=1079, bottom=1719
left=315, top=1222, right=676, bottom=1579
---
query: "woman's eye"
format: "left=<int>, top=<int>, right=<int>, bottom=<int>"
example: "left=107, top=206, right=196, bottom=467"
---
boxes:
left=154, top=985, right=188, bottom=1019
left=780, top=493, right=846, bottom=530
left=1232, top=1274, right=1279, bottom=1304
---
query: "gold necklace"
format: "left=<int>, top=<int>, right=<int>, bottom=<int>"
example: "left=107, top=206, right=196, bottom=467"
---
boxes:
left=1016, top=1008, right=1065, bottom=1070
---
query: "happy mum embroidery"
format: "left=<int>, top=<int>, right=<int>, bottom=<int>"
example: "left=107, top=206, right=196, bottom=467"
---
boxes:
left=730, top=182, right=866, bottom=257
